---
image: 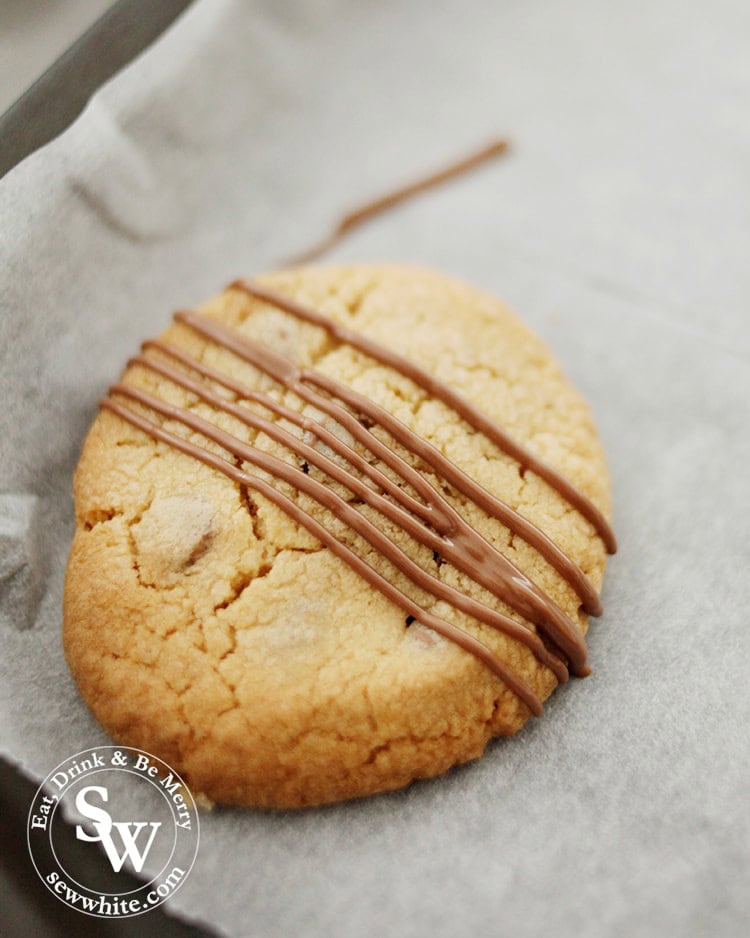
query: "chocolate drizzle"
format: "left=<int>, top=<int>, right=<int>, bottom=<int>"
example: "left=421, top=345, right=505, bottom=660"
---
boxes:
left=101, top=281, right=615, bottom=717
left=287, top=139, right=509, bottom=265
left=232, top=281, right=617, bottom=555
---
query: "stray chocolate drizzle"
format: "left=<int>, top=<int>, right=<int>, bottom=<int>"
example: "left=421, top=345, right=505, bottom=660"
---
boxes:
left=286, top=139, right=509, bottom=265
left=101, top=282, right=615, bottom=717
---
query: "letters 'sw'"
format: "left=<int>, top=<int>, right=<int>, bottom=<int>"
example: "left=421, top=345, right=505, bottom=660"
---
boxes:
left=74, top=786, right=161, bottom=873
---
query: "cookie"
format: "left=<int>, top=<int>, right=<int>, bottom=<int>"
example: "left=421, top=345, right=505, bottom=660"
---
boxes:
left=63, top=265, right=615, bottom=808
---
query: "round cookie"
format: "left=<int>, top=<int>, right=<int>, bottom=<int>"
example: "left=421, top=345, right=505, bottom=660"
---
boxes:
left=63, top=264, right=613, bottom=808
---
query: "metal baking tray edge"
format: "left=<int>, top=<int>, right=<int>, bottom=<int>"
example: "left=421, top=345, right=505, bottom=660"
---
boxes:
left=0, top=0, right=193, bottom=179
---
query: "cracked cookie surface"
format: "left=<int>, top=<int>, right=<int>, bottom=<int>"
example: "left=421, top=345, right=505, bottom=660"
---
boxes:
left=63, top=264, right=612, bottom=808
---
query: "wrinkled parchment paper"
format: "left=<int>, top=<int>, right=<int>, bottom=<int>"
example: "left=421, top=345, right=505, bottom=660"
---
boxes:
left=1, top=1, right=749, bottom=935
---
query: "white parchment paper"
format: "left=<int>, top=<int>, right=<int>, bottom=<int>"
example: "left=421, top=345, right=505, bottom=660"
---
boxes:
left=1, top=1, right=749, bottom=935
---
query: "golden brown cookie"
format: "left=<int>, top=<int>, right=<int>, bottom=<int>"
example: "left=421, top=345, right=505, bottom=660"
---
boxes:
left=63, top=264, right=614, bottom=808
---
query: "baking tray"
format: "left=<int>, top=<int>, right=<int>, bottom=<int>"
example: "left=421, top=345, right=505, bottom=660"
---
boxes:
left=3, top=2, right=747, bottom=935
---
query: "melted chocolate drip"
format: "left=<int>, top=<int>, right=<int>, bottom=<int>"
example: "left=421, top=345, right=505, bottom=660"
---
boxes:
left=286, top=139, right=509, bottom=265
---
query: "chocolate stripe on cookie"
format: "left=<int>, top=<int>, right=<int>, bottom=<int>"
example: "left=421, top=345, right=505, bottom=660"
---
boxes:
left=140, top=340, right=433, bottom=523
left=101, top=393, right=545, bottom=717
left=100, top=286, right=614, bottom=712
left=140, top=339, right=598, bottom=618
left=125, top=350, right=569, bottom=684
left=169, top=309, right=602, bottom=617
left=231, top=281, right=617, bottom=556
left=171, top=309, right=591, bottom=673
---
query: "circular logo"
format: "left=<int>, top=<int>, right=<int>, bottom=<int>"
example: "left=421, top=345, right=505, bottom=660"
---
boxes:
left=27, top=746, right=199, bottom=918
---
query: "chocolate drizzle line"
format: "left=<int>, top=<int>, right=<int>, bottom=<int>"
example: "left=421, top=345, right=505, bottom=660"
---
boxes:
left=286, top=139, right=509, bottom=265
left=102, top=394, right=544, bottom=716
left=171, top=309, right=590, bottom=676
left=124, top=349, right=569, bottom=685
left=175, top=305, right=607, bottom=612
left=100, top=283, right=614, bottom=717
left=233, top=281, right=618, bottom=557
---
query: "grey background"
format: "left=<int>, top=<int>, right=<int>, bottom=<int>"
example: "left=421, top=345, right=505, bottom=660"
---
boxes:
left=1, top=1, right=748, bottom=936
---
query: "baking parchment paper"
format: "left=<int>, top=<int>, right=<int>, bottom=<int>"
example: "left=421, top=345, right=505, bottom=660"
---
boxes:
left=1, top=1, right=749, bottom=935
